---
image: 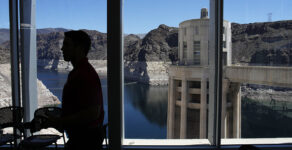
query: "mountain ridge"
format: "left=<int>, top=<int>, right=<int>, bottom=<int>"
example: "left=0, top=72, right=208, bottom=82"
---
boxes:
left=1, top=20, right=292, bottom=66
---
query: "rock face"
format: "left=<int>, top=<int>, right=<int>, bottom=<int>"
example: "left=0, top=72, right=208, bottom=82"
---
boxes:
left=135, top=24, right=178, bottom=62
left=123, top=25, right=178, bottom=85
left=124, top=34, right=142, bottom=61
left=1, top=21, right=292, bottom=85
left=0, top=47, right=10, bottom=64
left=37, top=29, right=107, bottom=60
left=232, top=20, right=292, bottom=65
left=124, top=61, right=171, bottom=85
left=0, top=25, right=178, bottom=62
left=37, top=32, right=64, bottom=60
left=37, top=59, right=170, bottom=85
left=1, top=21, right=292, bottom=65
left=0, top=29, right=10, bottom=44
left=0, top=64, right=60, bottom=107
left=242, top=84, right=292, bottom=102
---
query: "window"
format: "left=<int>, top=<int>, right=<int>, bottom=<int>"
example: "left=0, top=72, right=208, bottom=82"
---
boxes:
left=193, top=41, right=200, bottom=51
left=195, top=26, right=199, bottom=35
left=222, top=0, right=292, bottom=145
left=183, top=41, right=187, bottom=59
left=6, top=0, right=292, bottom=149
left=0, top=0, right=12, bottom=107
left=1, top=0, right=22, bottom=142
left=123, top=0, right=210, bottom=143
left=223, top=41, right=226, bottom=48
left=222, top=52, right=227, bottom=66
left=193, top=41, right=200, bottom=64
left=36, top=0, right=108, bottom=143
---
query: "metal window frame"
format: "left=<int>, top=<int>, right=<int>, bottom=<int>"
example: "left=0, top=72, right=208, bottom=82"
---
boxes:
left=7, top=0, right=292, bottom=149
left=107, top=0, right=124, bottom=150
left=19, top=0, right=38, bottom=136
left=106, top=0, right=224, bottom=149
left=208, top=0, right=223, bottom=147
left=9, top=0, right=37, bottom=145
left=9, top=0, right=38, bottom=137
left=9, top=0, right=21, bottom=148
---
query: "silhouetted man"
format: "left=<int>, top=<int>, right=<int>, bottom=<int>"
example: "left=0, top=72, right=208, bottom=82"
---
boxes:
left=49, top=30, right=104, bottom=150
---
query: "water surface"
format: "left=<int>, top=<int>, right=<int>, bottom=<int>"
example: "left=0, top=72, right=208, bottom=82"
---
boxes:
left=37, top=67, right=168, bottom=139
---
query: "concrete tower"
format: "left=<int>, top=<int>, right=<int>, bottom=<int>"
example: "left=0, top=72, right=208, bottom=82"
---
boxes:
left=167, top=8, right=240, bottom=139
left=201, top=8, right=208, bottom=19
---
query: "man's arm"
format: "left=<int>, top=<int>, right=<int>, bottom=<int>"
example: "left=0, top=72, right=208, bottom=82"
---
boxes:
left=48, top=105, right=101, bottom=128
left=61, top=105, right=101, bottom=127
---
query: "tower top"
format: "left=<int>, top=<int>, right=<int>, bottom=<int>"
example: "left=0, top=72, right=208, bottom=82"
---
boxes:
left=201, top=8, right=208, bottom=19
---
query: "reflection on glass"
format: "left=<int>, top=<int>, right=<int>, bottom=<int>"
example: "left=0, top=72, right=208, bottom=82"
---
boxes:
left=223, top=0, right=292, bottom=140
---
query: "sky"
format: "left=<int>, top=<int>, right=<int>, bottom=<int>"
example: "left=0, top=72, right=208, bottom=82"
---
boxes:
left=0, top=0, right=291, bottom=34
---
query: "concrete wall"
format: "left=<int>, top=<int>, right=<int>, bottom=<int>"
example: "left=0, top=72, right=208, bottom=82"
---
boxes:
left=178, top=19, right=231, bottom=66
left=225, top=66, right=292, bottom=87
left=179, top=19, right=209, bottom=66
left=167, top=66, right=238, bottom=139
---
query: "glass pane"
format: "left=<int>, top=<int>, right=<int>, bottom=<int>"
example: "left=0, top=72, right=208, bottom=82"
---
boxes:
left=124, top=0, right=210, bottom=142
left=0, top=0, right=12, bottom=134
left=222, top=0, right=292, bottom=144
left=0, top=1, right=11, bottom=104
left=36, top=0, right=107, bottom=142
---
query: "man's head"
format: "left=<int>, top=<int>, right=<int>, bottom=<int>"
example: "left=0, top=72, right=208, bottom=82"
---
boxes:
left=61, top=30, right=91, bottom=62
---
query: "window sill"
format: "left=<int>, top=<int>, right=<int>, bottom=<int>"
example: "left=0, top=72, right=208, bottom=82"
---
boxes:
left=221, top=138, right=292, bottom=145
left=123, top=138, right=292, bottom=146
left=123, top=139, right=210, bottom=146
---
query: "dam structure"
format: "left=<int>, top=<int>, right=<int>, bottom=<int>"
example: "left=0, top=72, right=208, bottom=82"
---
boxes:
left=167, top=8, right=292, bottom=139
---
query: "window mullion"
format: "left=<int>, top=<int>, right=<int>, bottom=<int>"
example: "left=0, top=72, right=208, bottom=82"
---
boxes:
left=216, top=0, right=224, bottom=147
left=107, top=0, right=124, bottom=150
left=9, top=0, right=21, bottom=147
left=208, top=0, right=223, bottom=146
left=19, top=0, right=38, bottom=134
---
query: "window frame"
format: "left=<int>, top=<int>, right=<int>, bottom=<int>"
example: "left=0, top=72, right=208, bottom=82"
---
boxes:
left=106, top=0, right=292, bottom=149
left=193, top=41, right=201, bottom=64
left=183, top=41, right=187, bottom=59
left=107, top=0, right=124, bottom=149
left=9, top=0, right=21, bottom=147
left=6, top=0, right=292, bottom=149
left=194, top=26, right=199, bottom=35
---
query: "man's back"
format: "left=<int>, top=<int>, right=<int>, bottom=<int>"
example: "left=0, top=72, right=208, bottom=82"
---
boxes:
left=59, top=30, right=104, bottom=150
left=62, top=58, right=104, bottom=131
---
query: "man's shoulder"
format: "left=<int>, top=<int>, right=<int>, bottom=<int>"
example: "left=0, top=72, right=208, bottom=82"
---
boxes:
left=80, top=62, right=101, bottom=83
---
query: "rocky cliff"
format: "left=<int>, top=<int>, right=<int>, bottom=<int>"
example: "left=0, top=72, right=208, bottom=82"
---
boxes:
left=123, top=24, right=178, bottom=85
left=33, top=25, right=178, bottom=85
left=37, top=29, right=107, bottom=60
left=2, top=21, right=292, bottom=64
left=0, top=47, right=10, bottom=64
left=1, top=21, right=292, bottom=84
left=0, top=64, right=60, bottom=107
left=133, top=24, right=178, bottom=62
left=232, top=20, right=292, bottom=65
left=0, top=24, right=178, bottom=62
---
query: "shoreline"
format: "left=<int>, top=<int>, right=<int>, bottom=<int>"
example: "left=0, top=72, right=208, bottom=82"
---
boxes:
left=37, top=59, right=170, bottom=86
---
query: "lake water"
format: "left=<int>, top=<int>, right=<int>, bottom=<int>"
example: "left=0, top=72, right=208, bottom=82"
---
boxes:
left=37, top=67, right=168, bottom=139
left=37, top=67, right=292, bottom=139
